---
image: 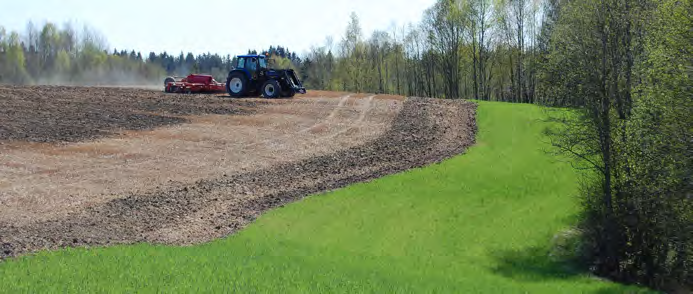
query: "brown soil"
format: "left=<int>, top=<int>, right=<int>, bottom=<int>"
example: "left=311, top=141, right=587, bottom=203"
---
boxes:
left=0, top=90, right=399, bottom=226
left=0, top=86, right=476, bottom=259
left=0, top=85, right=262, bottom=143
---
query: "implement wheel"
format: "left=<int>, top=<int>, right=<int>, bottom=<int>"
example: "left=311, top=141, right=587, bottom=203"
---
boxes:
left=164, top=77, right=176, bottom=93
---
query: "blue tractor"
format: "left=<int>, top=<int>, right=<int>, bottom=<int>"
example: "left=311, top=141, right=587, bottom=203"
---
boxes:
left=226, top=54, right=307, bottom=98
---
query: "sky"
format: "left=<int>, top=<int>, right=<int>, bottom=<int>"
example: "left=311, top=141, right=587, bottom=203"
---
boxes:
left=1, top=0, right=436, bottom=57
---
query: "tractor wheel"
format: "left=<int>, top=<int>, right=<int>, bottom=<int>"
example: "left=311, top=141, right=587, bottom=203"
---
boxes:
left=226, top=72, right=248, bottom=98
left=164, top=77, right=175, bottom=93
left=262, top=80, right=281, bottom=99
left=281, top=88, right=296, bottom=98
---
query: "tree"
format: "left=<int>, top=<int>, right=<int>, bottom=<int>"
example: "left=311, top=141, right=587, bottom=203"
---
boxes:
left=341, top=12, right=364, bottom=92
left=469, top=0, right=493, bottom=100
left=4, top=31, right=31, bottom=83
left=54, top=49, right=71, bottom=75
left=536, top=0, right=565, bottom=105
left=38, top=22, right=60, bottom=73
left=543, top=0, right=692, bottom=290
left=625, top=0, right=692, bottom=288
left=424, top=0, right=467, bottom=98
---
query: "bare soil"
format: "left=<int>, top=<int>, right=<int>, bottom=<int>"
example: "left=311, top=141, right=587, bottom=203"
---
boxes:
left=0, top=85, right=257, bottom=142
left=0, top=88, right=400, bottom=226
left=0, top=86, right=476, bottom=259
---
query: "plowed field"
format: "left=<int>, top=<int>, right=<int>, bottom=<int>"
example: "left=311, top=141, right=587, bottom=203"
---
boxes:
left=0, top=86, right=476, bottom=258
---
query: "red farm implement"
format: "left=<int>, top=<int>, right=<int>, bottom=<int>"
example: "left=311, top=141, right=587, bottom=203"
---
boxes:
left=164, top=74, right=226, bottom=94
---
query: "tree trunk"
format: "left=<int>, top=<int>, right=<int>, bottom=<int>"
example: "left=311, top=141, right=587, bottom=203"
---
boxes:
left=472, top=34, right=480, bottom=100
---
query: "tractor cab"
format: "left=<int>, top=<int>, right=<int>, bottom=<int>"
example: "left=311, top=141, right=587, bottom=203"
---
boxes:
left=235, top=55, right=270, bottom=81
left=236, top=55, right=267, bottom=74
left=226, top=54, right=306, bottom=98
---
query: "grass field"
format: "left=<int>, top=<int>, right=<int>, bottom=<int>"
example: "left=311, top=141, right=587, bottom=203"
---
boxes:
left=0, top=101, right=651, bottom=293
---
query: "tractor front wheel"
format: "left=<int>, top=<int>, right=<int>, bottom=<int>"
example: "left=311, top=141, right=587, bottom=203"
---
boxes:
left=262, top=80, right=281, bottom=99
left=226, top=72, right=248, bottom=98
left=281, top=88, right=296, bottom=98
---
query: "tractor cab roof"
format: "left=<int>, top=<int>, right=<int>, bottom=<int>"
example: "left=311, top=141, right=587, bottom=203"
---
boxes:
left=237, top=54, right=266, bottom=59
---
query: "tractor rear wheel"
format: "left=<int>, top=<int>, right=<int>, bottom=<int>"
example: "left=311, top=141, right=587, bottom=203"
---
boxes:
left=226, top=72, right=248, bottom=98
left=262, top=80, right=281, bottom=99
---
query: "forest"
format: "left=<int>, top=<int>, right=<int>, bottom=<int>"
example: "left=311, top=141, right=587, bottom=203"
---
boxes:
left=0, top=22, right=300, bottom=85
left=0, top=0, right=690, bottom=291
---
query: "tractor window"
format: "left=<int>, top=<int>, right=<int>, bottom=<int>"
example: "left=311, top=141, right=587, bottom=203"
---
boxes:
left=237, top=58, right=245, bottom=69
left=259, top=58, right=267, bottom=69
left=248, top=58, right=257, bottom=71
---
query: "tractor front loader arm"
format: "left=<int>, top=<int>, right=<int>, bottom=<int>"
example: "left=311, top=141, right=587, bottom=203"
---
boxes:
left=285, top=70, right=307, bottom=94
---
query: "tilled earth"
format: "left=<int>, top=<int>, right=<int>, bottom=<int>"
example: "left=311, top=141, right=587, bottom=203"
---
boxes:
left=0, top=87, right=476, bottom=259
left=0, top=85, right=257, bottom=142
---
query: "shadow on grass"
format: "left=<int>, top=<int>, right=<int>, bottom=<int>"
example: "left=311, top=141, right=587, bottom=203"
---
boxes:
left=492, top=246, right=659, bottom=293
left=593, top=286, right=658, bottom=294
left=491, top=245, right=584, bottom=282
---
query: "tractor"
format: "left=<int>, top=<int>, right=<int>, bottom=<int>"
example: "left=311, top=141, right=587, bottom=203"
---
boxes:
left=226, top=54, right=306, bottom=98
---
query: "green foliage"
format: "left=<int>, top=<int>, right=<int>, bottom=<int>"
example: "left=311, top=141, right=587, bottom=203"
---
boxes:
left=0, top=22, right=164, bottom=85
left=625, top=0, right=693, bottom=288
left=54, top=49, right=71, bottom=74
left=2, top=31, right=32, bottom=84
left=300, top=0, right=542, bottom=101
left=0, top=102, right=651, bottom=293
left=301, top=44, right=335, bottom=90
left=270, top=54, right=298, bottom=72
left=541, top=0, right=692, bottom=291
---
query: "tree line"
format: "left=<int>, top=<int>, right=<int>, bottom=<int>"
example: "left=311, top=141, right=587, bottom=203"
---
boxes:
left=0, top=22, right=164, bottom=85
left=299, top=0, right=544, bottom=103
left=0, top=22, right=301, bottom=85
